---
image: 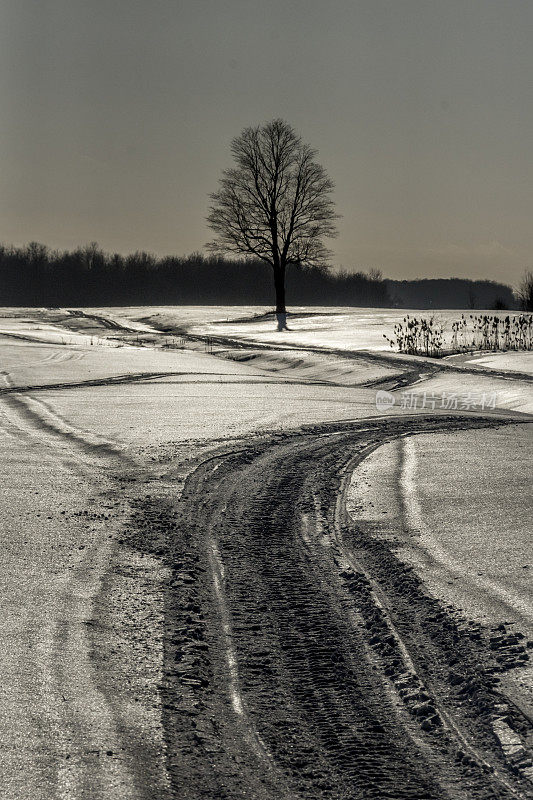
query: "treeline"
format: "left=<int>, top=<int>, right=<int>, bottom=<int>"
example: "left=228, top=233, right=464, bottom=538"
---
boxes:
left=0, top=242, right=517, bottom=309
left=0, top=243, right=391, bottom=307
left=386, top=278, right=515, bottom=310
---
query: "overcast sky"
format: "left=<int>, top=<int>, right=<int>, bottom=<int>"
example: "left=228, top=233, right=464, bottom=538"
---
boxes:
left=2, top=0, right=532, bottom=284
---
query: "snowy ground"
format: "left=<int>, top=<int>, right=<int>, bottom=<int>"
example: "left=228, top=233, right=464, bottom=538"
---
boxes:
left=1, top=306, right=532, bottom=799
left=99, top=304, right=529, bottom=354
left=103, top=305, right=533, bottom=413
left=348, top=425, right=533, bottom=715
left=447, top=350, right=533, bottom=376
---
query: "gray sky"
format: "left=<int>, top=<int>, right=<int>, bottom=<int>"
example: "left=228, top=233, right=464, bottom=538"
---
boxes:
left=2, top=0, right=532, bottom=285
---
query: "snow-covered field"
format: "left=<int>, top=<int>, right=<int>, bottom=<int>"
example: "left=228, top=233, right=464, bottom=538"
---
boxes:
left=2, top=304, right=530, bottom=616
left=348, top=425, right=533, bottom=702
left=1, top=305, right=532, bottom=798
left=4, top=303, right=532, bottom=366
left=111, top=305, right=533, bottom=411
left=449, top=350, right=533, bottom=376
left=98, top=304, right=532, bottom=356
left=2, top=305, right=531, bottom=594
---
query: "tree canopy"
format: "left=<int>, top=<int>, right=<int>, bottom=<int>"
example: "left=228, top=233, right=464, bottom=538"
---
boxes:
left=206, top=119, right=338, bottom=324
left=207, top=119, right=338, bottom=268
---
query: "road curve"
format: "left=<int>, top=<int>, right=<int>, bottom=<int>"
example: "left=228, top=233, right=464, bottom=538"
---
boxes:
left=128, top=414, right=533, bottom=800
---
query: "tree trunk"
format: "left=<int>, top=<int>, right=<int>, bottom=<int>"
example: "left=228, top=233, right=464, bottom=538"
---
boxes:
left=273, top=265, right=288, bottom=330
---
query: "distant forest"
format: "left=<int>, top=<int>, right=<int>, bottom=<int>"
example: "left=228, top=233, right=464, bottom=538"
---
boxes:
left=385, top=278, right=515, bottom=310
left=0, top=242, right=516, bottom=310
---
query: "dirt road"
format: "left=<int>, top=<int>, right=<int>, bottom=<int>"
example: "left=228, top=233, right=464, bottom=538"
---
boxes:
left=128, top=414, right=533, bottom=800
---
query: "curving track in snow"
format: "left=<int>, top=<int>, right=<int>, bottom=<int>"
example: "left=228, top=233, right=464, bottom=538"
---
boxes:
left=2, top=309, right=532, bottom=799
left=127, top=414, right=533, bottom=800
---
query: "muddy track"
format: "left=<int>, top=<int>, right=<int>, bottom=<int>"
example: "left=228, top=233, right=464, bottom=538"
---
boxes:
left=128, top=414, right=532, bottom=800
left=66, top=309, right=141, bottom=332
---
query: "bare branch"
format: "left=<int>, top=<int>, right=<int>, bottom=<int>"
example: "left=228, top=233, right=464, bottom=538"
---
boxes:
left=207, top=119, right=339, bottom=272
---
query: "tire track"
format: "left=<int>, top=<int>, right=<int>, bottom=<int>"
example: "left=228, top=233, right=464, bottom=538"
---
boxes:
left=0, top=392, right=169, bottom=799
left=138, top=413, right=532, bottom=799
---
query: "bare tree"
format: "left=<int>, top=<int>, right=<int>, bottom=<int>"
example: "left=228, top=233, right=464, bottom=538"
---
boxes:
left=207, top=119, right=338, bottom=329
left=517, top=270, right=533, bottom=311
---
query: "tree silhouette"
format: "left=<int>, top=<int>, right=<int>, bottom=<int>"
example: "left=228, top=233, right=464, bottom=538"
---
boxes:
left=518, top=270, right=533, bottom=311
left=207, top=119, right=338, bottom=329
